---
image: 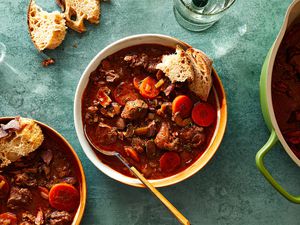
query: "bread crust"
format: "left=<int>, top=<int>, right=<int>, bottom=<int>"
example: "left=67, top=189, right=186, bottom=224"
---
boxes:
left=186, top=48, right=213, bottom=101
left=27, top=0, right=39, bottom=51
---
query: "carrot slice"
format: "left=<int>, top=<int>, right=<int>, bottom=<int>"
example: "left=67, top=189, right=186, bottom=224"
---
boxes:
left=49, top=183, right=80, bottom=212
left=192, top=102, right=216, bottom=127
left=133, top=75, right=145, bottom=90
left=159, top=152, right=181, bottom=173
left=113, top=82, right=140, bottom=105
left=124, top=146, right=140, bottom=162
left=172, top=95, right=193, bottom=118
left=0, top=213, right=17, bottom=225
left=0, top=175, right=10, bottom=199
left=139, top=76, right=160, bottom=99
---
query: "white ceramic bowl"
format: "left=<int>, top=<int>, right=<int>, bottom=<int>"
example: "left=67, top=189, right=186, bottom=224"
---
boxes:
left=74, top=34, right=227, bottom=188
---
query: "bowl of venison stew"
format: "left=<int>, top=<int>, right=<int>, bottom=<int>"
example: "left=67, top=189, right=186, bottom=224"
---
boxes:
left=0, top=117, right=86, bottom=225
left=74, top=34, right=227, bottom=187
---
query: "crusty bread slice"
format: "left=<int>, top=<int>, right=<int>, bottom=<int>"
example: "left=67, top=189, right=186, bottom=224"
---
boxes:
left=156, top=45, right=194, bottom=83
left=56, top=0, right=100, bottom=33
left=0, top=118, right=44, bottom=168
left=186, top=48, right=213, bottom=101
left=27, top=0, right=67, bottom=51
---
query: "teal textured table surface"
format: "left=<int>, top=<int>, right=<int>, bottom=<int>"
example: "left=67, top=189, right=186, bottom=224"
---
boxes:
left=1, top=0, right=300, bottom=224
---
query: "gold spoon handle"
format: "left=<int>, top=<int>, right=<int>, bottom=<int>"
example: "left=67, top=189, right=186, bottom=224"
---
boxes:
left=130, top=166, right=191, bottom=225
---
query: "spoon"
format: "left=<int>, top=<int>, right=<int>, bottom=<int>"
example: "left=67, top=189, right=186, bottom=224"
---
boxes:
left=84, top=125, right=190, bottom=225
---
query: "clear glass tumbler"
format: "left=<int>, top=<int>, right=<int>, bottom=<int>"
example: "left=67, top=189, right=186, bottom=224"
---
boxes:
left=173, top=0, right=236, bottom=31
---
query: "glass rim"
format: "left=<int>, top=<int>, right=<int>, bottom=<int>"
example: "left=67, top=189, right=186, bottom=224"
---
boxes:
left=179, top=0, right=236, bottom=16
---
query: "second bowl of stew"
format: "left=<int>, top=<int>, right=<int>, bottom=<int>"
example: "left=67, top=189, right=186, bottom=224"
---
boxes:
left=0, top=117, right=86, bottom=225
left=74, top=34, right=227, bottom=187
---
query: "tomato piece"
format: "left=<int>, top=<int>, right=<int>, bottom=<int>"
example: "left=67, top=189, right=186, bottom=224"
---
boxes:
left=172, top=95, right=193, bottom=118
left=96, top=89, right=112, bottom=108
left=139, top=76, right=160, bottom=99
left=192, top=102, right=216, bottom=127
left=133, top=75, right=145, bottom=90
left=0, top=175, right=10, bottom=199
left=49, top=183, right=80, bottom=212
left=0, top=213, right=17, bottom=225
left=159, top=152, right=181, bottom=173
left=124, top=146, right=140, bottom=162
left=113, top=82, right=140, bottom=105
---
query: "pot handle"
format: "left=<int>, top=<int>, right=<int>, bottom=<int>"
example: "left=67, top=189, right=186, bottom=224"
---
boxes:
left=256, top=130, right=300, bottom=203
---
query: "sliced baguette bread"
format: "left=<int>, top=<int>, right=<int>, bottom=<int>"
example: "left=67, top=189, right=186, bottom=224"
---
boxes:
left=0, top=117, right=44, bottom=168
left=28, top=0, right=67, bottom=51
left=56, top=0, right=100, bottom=33
left=186, top=48, right=213, bottom=101
left=156, top=45, right=194, bottom=83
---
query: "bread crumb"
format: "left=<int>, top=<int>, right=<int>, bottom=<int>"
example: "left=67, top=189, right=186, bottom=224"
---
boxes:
left=42, top=58, right=55, bottom=67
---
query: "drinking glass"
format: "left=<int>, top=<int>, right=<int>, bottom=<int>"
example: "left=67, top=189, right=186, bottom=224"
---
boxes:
left=173, top=0, right=236, bottom=31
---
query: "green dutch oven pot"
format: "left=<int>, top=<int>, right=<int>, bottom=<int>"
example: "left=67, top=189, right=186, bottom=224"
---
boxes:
left=256, top=0, right=300, bottom=203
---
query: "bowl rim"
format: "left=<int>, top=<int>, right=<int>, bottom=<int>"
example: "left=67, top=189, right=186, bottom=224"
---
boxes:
left=0, top=116, right=87, bottom=225
left=74, top=34, right=227, bottom=188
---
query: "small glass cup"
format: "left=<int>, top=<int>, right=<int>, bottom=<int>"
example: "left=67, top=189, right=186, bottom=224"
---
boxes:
left=173, top=0, right=236, bottom=32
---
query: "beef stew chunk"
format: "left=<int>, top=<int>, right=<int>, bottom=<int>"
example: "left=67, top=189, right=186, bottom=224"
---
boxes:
left=121, top=99, right=148, bottom=120
left=46, top=210, right=72, bottom=225
left=83, top=44, right=217, bottom=179
left=179, top=125, right=206, bottom=148
left=7, top=187, right=32, bottom=210
left=124, top=53, right=160, bottom=72
left=14, top=173, right=37, bottom=187
left=95, top=122, right=118, bottom=145
left=21, top=211, right=35, bottom=224
left=154, top=122, right=180, bottom=151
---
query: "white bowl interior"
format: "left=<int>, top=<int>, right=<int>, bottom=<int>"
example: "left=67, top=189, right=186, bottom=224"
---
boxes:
left=74, top=34, right=222, bottom=187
